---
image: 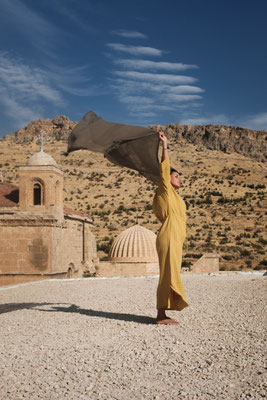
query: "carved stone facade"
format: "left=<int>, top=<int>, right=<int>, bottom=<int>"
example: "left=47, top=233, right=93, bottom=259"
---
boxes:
left=0, top=151, right=97, bottom=286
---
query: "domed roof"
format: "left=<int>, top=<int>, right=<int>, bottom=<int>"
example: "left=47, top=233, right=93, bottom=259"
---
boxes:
left=108, top=224, right=158, bottom=263
left=27, top=151, right=58, bottom=167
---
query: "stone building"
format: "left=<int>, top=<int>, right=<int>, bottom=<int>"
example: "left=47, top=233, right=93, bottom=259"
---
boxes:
left=0, top=150, right=97, bottom=286
left=96, top=224, right=159, bottom=276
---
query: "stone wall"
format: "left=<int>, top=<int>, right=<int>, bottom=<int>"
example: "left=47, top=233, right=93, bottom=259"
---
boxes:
left=191, top=253, right=220, bottom=274
left=96, top=254, right=220, bottom=277
left=96, top=261, right=159, bottom=277
left=0, top=224, right=52, bottom=276
left=0, top=213, right=96, bottom=286
left=51, top=218, right=83, bottom=276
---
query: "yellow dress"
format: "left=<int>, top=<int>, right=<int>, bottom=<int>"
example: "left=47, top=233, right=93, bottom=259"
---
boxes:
left=153, top=157, right=188, bottom=311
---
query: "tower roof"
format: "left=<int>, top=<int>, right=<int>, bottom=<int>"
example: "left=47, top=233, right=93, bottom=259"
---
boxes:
left=27, top=151, right=58, bottom=167
left=108, top=224, right=158, bottom=263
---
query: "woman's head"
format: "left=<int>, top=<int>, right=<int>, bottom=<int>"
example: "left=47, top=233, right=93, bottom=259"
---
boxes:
left=170, top=168, right=181, bottom=189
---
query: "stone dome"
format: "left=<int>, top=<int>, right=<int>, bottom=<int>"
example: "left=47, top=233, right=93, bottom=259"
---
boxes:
left=27, top=151, right=58, bottom=167
left=108, top=224, right=158, bottom=262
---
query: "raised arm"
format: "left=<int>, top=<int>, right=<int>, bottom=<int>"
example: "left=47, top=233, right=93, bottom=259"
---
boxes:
left=158, top=131, right=168, bottom=162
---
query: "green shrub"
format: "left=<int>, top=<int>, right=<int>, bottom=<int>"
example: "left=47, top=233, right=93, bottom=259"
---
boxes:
left=254, top=264, right=266, bottom=270
left=239, top=249, right=251, bottom=257
left=182, top=260, right=192, bottom=268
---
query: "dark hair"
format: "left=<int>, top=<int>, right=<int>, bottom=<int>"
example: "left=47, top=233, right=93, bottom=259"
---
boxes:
left=170, top=168, right=181, bottom=175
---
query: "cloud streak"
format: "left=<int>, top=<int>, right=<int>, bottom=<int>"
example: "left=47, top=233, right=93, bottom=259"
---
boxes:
left=179, top=114, right=231, bottom=125
left=106, top=43, right=162, bottom=56
left=239, top=112, right=267, bottom=130
left=0, top=52, right=63, bottom=128
left=110, top=79, right=203, bottom=94
left=179, top=112, right=267, bottom=130
left=106, top=30, right=203, bottom=123
left=114, top=70, right=197, bottom=84
left=0, top=0, right=67, bottom=58
left=113, top=58, right=198, bottom=71
left=111, top=30, right=148, bottom=39
left=0, top=52, right=102, bottom=131
left=0, top=53, right=63, bottom=102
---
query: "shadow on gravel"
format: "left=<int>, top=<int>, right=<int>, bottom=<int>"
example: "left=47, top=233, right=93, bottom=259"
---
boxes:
left=0, top=302, right=69, bottom=315
left=35, top=304, right=156, bottom=325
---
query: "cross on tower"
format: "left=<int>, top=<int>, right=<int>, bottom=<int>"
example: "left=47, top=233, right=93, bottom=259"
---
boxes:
left=38, top=130, right=46, bottom=152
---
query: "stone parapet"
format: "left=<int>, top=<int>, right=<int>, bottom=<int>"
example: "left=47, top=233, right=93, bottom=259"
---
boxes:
left=191, top=253, right=220, bottom=274
left=96, top=261, right=159, bottom=277
left=0, top=271, right=70, bottom=286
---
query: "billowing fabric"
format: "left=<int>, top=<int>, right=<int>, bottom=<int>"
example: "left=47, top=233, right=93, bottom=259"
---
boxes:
left=67, top=111, right=160, bottom=184
left=153, top=157, right=188, bottom=311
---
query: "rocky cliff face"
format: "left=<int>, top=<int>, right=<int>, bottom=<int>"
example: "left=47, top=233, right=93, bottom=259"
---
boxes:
left=157, top=123, right=267, bottom=162
left=3, top=116, right=76, bottom=143
left=3, top=116, right=266, bottom=161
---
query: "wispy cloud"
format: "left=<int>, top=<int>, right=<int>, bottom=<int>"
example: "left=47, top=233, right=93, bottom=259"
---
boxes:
left=113, top=71, right=197, bottom=84
left=118, top=95, right=154, bottom=105
left=114, top=58, right=198, bottom=71
left=179, top=114, right=231, bottom=125
left=179, top=112, right=267, bottom=130
left=0, top=52, right=102, bottom=131
left=110, top=79, right=204, bottom=94
left=0, top=53, right=63, bottom=102
left=106, top=31, right=203, bottom=124
left=164, top=94, right=202, bottom=102
left=106, top=43, right=162, bottom=56
left=0, top=0, right=66, bottom=57
left=169, top=85, right=204, bottom=94
left=0, top=89, right=41, bottom=128
left=125, top=103, right=186, bottom=112
left=238, top=112, right=267, bottom=130
left=45, top=64, right=104, bottom=97
left=111, top=30, right=148, bottom=39
left=0, top=52, right=63, bottom=128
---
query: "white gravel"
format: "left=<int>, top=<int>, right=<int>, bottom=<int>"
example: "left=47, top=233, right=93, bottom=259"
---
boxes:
left=0, top=273, right=266, bottom=400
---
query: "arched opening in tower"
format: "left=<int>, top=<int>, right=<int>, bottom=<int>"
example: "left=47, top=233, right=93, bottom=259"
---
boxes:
left=33, top=183, right=42, bottom=205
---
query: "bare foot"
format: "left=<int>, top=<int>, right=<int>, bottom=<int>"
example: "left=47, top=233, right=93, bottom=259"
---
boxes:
left=155, top=317, right=180, bottom=325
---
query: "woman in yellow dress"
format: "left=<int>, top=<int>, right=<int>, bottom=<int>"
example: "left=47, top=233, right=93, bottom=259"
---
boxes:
left=153, top=131, right=188, bottom=324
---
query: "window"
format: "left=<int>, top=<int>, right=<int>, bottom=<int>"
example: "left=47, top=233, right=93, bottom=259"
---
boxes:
left=33, top=183, right=42, bottom=205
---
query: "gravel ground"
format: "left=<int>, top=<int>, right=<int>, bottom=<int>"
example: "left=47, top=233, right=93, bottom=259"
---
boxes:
left=0, top=273, right=266, bottom=400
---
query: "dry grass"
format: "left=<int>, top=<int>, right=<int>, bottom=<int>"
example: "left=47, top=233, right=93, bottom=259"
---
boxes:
left=0, top=135, right=266, bottom=270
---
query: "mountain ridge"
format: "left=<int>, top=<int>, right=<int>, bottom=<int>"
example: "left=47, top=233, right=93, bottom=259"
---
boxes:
left=2, top=115, right=266, bottom=162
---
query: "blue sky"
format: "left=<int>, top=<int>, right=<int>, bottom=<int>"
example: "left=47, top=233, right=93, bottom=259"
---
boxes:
left=0, top=0, right=266, bottom=136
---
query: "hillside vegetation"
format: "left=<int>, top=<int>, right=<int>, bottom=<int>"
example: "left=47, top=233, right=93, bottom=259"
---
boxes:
left=1, top=116, right=266, bottom=271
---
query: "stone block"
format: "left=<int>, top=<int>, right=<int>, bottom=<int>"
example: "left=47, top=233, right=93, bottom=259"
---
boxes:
left=191, top=253, right=220, bottom=274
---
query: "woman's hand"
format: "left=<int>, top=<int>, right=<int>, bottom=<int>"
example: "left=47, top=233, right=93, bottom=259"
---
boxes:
left=158, top=131, right=168, bottom=148
left=159, top=131, right=168, bottom=162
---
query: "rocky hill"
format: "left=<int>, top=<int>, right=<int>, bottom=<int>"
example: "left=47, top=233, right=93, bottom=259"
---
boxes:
left=160, top=123, right=266, bottom=162
left=3, top=116, right=76, bottom=143
left=3, top=115, right=267, bottom=162
left=1, top=116, right=266, bottom=271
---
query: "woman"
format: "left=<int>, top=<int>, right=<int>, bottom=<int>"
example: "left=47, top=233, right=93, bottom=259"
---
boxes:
left=153, top=131, right=188, bottom=324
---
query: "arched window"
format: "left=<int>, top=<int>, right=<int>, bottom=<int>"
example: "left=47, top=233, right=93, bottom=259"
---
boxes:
left=33, top=183, right=42, bottom=205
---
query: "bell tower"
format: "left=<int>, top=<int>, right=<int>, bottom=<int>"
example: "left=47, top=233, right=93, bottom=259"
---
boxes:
left=18, top=135, right=64, bottom=220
